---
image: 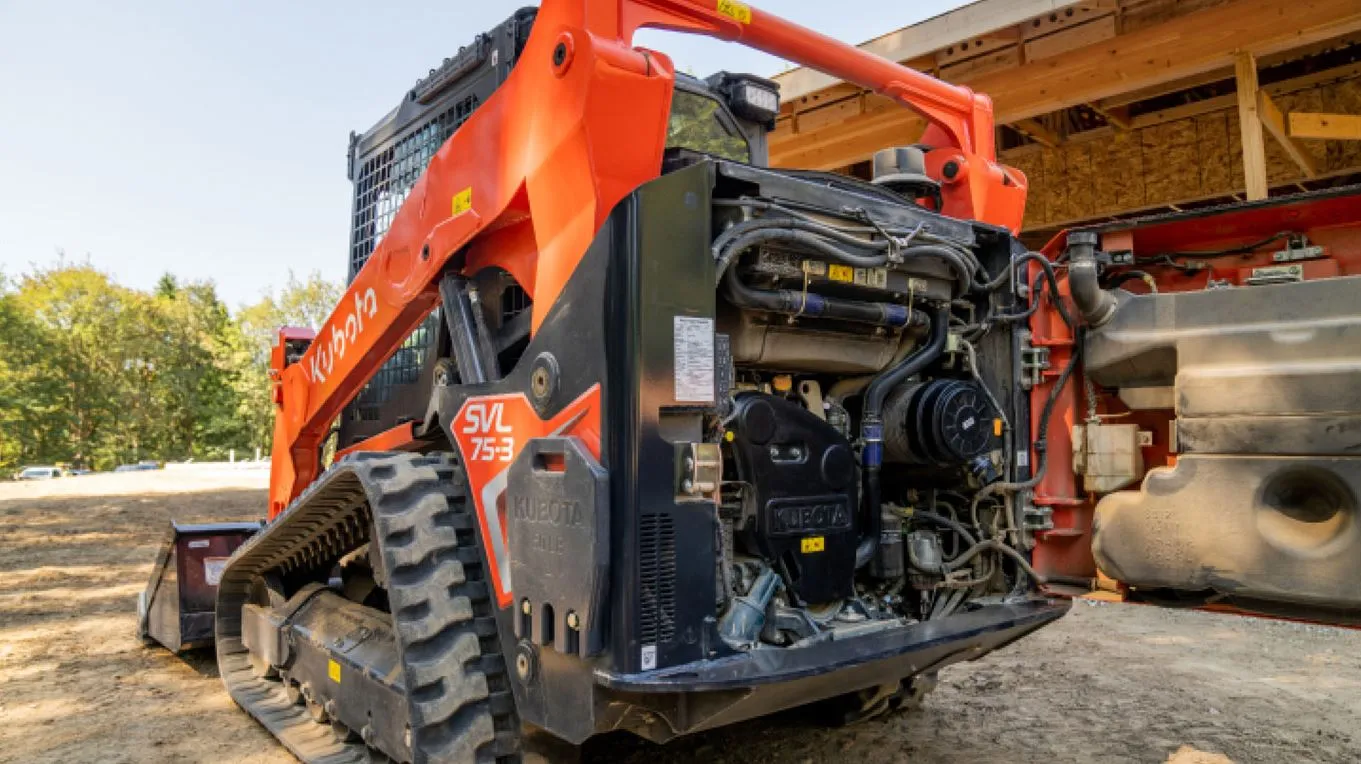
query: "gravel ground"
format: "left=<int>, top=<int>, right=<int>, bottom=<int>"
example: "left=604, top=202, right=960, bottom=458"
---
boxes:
left=1, top=469, right=1358, bottom=763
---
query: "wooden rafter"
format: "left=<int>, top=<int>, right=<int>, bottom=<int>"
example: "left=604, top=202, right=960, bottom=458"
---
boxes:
left=1124, top=61, right=1361, bottom=131
left=770, top=0, right=1361, bottom=171
left=1087, top=102, right=1131, bottom=130
left=1235, top=51, right=1269, bottom=201
left=1289, top=112, right=1361, bottom=140
left=1257, top=90, right=1319, bottom=177
left=773, top=0, right=1091, bottom=102
left=1011, top=118, right=1063, bottom=148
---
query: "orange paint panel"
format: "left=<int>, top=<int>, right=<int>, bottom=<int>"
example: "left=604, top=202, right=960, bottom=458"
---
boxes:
left=335, top=422, right=417, bottom=462
left=448, top=385, right=603, bottom=608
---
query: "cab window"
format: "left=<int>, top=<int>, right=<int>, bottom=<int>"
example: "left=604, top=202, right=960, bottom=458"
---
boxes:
left=666, top=90, right=750, bottom=163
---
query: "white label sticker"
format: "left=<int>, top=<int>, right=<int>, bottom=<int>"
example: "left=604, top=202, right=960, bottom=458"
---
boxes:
left=203, top=557, right=229, bottom=587
left=673, top=316, right=715, bottom=403
left=187, top=539, right=210, bottom=549
left=641, top=644, right=657, bottom=670
left=1016, top=450, right=1030, bottom=468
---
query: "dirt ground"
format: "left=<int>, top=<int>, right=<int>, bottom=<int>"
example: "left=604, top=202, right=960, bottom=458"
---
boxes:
left=2, top=469, right=1358, bottom=764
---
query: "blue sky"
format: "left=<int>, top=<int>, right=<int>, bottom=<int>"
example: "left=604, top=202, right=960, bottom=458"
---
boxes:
left=0, top=0, right=968, bottom=307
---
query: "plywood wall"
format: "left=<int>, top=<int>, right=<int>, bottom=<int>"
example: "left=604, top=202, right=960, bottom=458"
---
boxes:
left=1003, top=76, right=1361, bottom=230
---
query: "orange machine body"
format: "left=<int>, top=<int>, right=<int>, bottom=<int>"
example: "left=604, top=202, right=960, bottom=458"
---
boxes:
left=267, top=0, right=1027, bottom=518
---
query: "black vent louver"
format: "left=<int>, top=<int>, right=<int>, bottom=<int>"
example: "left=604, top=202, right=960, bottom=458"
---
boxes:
left=638, top=513, right=677, bottom=645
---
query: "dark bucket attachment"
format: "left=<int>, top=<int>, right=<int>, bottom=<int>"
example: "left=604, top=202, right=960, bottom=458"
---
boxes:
left=138, top=521, right=262, bottom=652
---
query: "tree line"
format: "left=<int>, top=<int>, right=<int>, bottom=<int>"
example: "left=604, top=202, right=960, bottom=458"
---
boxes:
left=0, top=261, right=340, bottom=473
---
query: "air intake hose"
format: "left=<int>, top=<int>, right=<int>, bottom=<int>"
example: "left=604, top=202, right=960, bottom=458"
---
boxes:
left=1066, top=231, right=1118, bottom=327
left=855, top=306, right=950, bottom=570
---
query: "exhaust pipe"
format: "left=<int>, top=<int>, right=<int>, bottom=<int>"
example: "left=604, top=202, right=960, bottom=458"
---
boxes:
left=1066, top=231, right=1118, bottom=327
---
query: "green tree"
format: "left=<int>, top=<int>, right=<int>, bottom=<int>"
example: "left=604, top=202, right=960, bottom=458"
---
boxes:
left=8, top=263, right=153, bottom=468
left=236, top=271, right=342, bottom=453
left=0, top=262, right=340, bottom=474
left=0, top=273, right=65, bottom=470
left=150, top=277, right=251, bottom=460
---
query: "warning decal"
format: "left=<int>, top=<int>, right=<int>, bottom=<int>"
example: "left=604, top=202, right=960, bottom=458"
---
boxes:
left=673, top=316, right=715, bottom=403
left=716, top=0, right=752, bottom=24
left=203, top=557, right=228, bottom=587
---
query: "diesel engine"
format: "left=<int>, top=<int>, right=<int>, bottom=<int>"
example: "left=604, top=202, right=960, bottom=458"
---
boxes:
left=701, top=157, right=1040, bottom=655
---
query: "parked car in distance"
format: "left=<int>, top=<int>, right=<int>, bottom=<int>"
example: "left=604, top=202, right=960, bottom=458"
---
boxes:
left=15, top=466, right=65, bottom=480
left=114, top=462, right=162, bottom=473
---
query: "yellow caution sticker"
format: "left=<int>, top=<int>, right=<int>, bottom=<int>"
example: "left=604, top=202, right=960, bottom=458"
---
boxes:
left=328, top=659, right=341, bottom=683
left=801, top=536, right=825, bottom=554
left=451, top=187, right=473, bottom=217
left=717, top=0, right=752, bottom=24
left=827, top=264, right=854, bottom=283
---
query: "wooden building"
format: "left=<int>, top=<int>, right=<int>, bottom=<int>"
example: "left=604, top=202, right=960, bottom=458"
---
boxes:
left=770, top=0, right=1361, bottom=242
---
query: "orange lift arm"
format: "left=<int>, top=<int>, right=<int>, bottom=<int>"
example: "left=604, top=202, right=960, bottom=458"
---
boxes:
left=266, top=0, right=1026, bottom=517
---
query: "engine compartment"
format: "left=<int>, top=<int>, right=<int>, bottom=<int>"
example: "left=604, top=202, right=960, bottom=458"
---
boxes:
left=691, top=159, right=1050, bottom=652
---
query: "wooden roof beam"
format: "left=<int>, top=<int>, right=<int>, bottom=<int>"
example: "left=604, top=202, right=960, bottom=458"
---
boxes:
left=1124, top=61, right=1361, bottom=131
left=770, top=0, right=1361, bottom=170
left=1289, top=112, right=1361, bottom=140
left=1087, top=102, right=1131, bottom=130
left=1235, top=52, right=1270, bottom=201
left=1012, top=118, right=1064, bottom=148
left=1257, top=89, right=1319, bottom=177
left=773, top=0, right=1088, bottom=102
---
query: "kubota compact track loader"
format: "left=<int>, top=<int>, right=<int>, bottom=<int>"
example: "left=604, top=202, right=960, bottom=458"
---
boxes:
left=139, top=0, right=1361, bottom=761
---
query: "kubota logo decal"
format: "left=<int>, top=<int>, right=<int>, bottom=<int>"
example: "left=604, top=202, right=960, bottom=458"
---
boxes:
left=308, top=287, right=378, bottom=385
left=452, top=385, right=601, bottom=608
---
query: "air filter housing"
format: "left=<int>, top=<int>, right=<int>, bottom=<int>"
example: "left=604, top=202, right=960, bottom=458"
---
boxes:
left=884, top=379, right=993, bottom=465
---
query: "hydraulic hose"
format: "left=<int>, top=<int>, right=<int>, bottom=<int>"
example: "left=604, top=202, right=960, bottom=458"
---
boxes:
left=713, top=218, right=977, bottom=295
left=1066, top=231, right=1118, bottom=326
left=969, top=328, right=1085, bottom=535
left=855, top=306, right=951, bottom=569
left=714, top=226, right=889, bottom=284
left=863, top=306, right=950, bottom=416
left=944, top=539, right=1046, bottom=584
left=722, top=268, right=927, bottom=328
left=908, top=509, right=979, bottom=548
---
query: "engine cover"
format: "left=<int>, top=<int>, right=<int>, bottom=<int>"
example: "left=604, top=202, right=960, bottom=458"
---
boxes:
left=728, top=394, right=858, bottom=604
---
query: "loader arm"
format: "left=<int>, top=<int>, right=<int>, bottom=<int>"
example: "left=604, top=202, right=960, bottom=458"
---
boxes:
left=266, top=0, right=1026, bottom=517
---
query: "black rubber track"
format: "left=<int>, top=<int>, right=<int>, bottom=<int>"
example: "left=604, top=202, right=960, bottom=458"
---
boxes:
left=215, top=453, right=520, bottom=763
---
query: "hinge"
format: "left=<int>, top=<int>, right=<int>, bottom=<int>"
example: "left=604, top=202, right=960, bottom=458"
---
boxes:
left=1019, top=332, right=1051, bottom=390
left=676, top=442, right=722, bottom=502
left=1020, top=494, right=1054, bottom=532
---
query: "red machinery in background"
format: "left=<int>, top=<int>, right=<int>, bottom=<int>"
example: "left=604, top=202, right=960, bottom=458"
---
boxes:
left=1030, top=187, right=1361, bottom=623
